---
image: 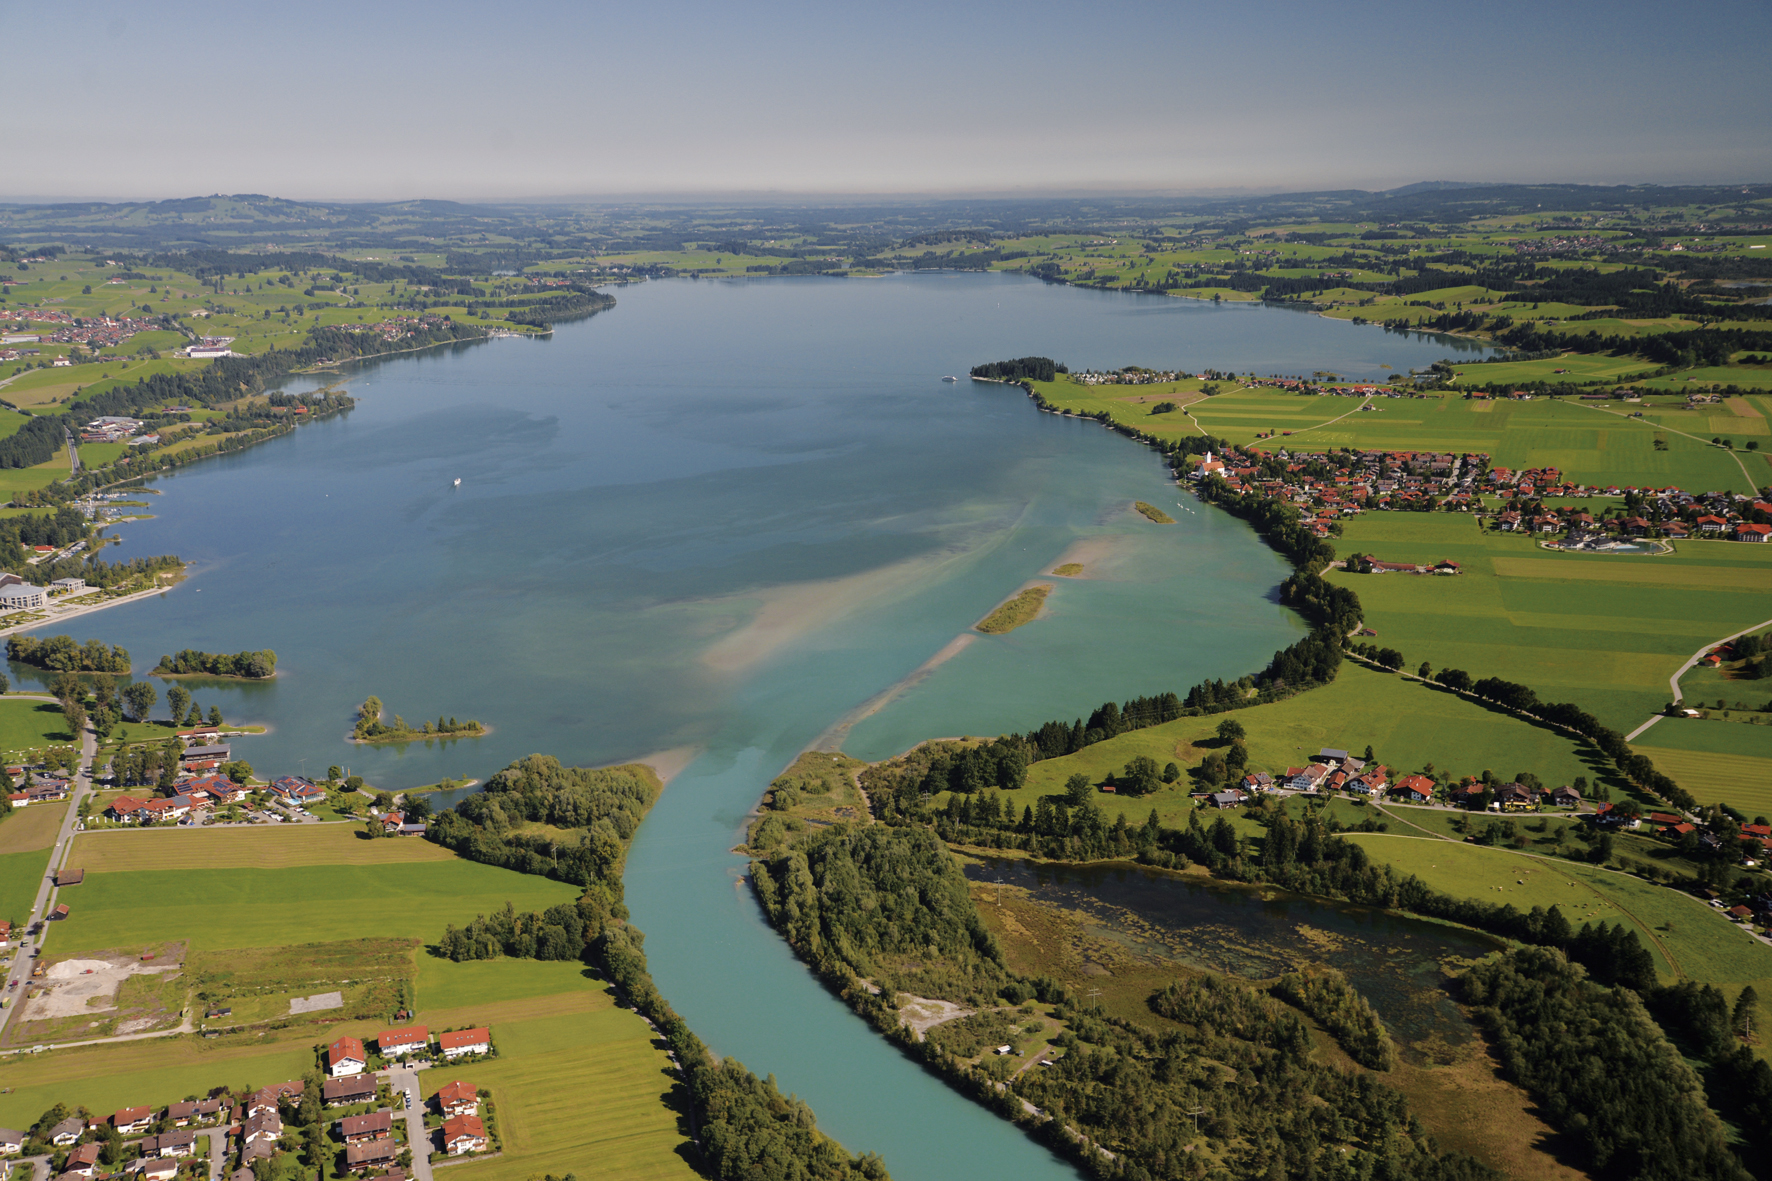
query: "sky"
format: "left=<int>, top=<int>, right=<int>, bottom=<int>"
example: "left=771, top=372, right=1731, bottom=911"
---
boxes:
left=5, top=0, right=1769, bottom=202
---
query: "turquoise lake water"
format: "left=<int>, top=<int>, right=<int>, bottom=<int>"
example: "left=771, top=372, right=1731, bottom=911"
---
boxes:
left=49, top=273, right=1489, bottom=1179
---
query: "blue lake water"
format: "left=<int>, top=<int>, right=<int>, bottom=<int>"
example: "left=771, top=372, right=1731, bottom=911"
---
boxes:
left=37, top=273, right=1487, bottom=1179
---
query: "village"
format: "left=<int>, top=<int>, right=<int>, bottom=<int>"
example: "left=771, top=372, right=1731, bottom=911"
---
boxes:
left=1190, top=442, right=1772, bottom=544
left=0, top=1022, right=496, bottom=1181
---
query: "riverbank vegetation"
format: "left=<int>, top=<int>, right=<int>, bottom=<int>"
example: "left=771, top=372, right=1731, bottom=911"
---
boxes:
left=6, top=633, right=129, bottom=672
left=974, top=585, right=1050, bottom=634
left=749, top=820, right=1497, bottom=1181
left=419, top=753, right=891, bottom=1180
left=152, top=648, right=275, bottom=678
left=1131, top=500, right=1173, bottom=523
left=352, top=695, right=483, bottom=743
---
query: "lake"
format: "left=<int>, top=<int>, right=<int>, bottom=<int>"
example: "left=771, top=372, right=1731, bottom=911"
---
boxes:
left=45, top=273, right=1486, bottom=1179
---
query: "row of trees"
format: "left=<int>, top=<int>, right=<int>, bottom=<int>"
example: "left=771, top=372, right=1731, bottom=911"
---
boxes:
left=8, top=634, right=129, bottom=672
left=153, top=649, right=276, bottom=679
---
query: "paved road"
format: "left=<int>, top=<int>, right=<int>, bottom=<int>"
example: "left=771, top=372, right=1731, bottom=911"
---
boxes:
left=201, top=1127, right=227, bottom=1181
left=387, top=1068, right=434, bottom=1181
left=0, top=718, right=99, bottom=1042
left=1622, top=613, right=1772, bottom=742
left=18, top=1156, right=49, bottom=1181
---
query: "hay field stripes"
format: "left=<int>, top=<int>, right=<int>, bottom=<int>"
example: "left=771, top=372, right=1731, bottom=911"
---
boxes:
left=66, top=823, right=461, bottom=872
left=1630, top=745, right=1772, bottom=816
left=1488, top=557, right=1772, bottom=590
left=0, top=798, right=72, bottom=854
left=1567, top=398, right=1759, bottom=494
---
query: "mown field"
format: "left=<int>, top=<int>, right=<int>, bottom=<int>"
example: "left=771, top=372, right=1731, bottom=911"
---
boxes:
left=1632, top=722, right=1772, bottom=815
left=51, top=859, right=579, bottom=953
left=1326, top=514, right=1772, bottom=738
left=65, top=823, right=460, bottom=873
left=0, top=846, right=50, bottom=923
left=1010, top=662, right=1606, bottom=830
left=436, top=1000, right=700, bottom=1181
left=0, top=797, right=68, bottom=855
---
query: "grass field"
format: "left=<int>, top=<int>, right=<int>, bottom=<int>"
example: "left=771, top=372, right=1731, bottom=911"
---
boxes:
left=0, top=698, right=81, bottom=754
left=0, top=846, right=50, bottom=922
left=0, top=797, right=69, bottom=855
left=65, top=823, right=460, bottom=873
left=1630, top=741, right=1772, bottom=815
left=426, top=1001, right=699, bottom=1181
left=52, top=859, right=580, bottom=953
left=1012, top=663, right=1608, bottom=830
left=416, top=955, right=601, bottom=1012
left=976, top=585, right=1051, bottom=634
left=1344, top=833, right=1772, bottom=1007
left=1325, top=515, right=1772, bottom=737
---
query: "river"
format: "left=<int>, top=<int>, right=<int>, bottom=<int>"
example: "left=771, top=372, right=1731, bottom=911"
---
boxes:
left=36, top=273, right=1489, bottom=1179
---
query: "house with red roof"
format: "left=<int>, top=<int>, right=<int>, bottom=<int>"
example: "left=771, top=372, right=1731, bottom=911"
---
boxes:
left=112, top=1107, right=154, bottom=1135
left=1736, top=523, right=1771, bottom=543
left=378, top=1024, right=429, bottom=1058
left=437, top=1028, right=491, bottom=1060
left=328, top=1035, right=367, bottom=1077
left=436, top=1081, right=478, bottom=1118
left=442, top=1115, right=487, bottom=1156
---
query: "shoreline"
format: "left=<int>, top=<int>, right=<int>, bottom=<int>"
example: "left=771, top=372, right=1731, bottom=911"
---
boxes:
left=0, top=579, right=180, bottom=641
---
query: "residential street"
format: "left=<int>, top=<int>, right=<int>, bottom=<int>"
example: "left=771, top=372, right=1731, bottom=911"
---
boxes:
left=386, top=1068, right=435, bottom=1181
left=201, top=1127, right=227, bottom=1181
left=0, top=718, right=98, bottom=1042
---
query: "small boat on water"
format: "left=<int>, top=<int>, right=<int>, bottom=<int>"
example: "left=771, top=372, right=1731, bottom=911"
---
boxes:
left=942, top=375, right=957, bottom=382
left=453, top=477, right=461, bottom=487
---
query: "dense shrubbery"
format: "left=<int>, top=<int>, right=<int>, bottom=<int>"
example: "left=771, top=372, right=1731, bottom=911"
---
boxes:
left=153, top=648, right=276, bottom=678
left=7, top=634, right=129, bottom=672
left=1461, top=947, right=1749, bottom=1181
left=969, top=357, right=1066, bottom=382
left=425, top=755, right=655, bottom=895
left=1272, top=966, right=1396, bottom=1070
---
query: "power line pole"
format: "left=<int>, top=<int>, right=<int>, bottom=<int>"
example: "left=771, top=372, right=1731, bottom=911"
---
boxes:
left=1183, top=1088, right=1207, bottom=1135
left=994, top=876, right=1004, bottom=905
left=1086, top=987, right=1102, bottom=1013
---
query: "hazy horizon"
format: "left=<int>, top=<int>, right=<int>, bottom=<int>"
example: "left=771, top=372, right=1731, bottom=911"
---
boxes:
left=4, top=0, right=1769, bottom=202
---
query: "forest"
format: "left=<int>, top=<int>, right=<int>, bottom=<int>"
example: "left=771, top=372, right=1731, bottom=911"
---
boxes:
left=1460, top=947, right=1749, bottom=1181
left=970, top=356, right=1068, bottom=382
left=153, top=648, right=276, bottom=678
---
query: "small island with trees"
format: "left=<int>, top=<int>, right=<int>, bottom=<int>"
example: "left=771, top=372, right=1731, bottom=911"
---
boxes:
left=6, top=634, right=130, bottom=673
left=153, top=648, right=277, bottom=679
left=352, top=695, right=485, bottom=743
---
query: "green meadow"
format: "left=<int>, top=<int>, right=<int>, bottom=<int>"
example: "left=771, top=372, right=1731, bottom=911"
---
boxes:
left=52, top=860, right=580, bottom=953
left=1006, top=663, right=1606, bottom=831
left=0, top=847, right=50, bottom=924
left=0, top=697, right=78, bottom=753
left=1327, top=514, right=1772, bottom=736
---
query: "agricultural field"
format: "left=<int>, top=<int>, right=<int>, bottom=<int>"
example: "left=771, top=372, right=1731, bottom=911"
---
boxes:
left=49, top=858, right=579, bottom=954
left=1008, top=663, right=1607, bottom=831
left=0, top=797, right=68, bottom=856
left=0, top=846, right=50, bottom=921
left=1325, top=512, right=1772, bottom=738
left=439, top=1001, right=701, bottom=1181
left=1631, top=719, right=1772, bottom=815
left=65, top=822, right=459, bottom=873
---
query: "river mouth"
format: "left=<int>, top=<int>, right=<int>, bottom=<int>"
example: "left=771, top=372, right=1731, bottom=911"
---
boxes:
left=963, top=855, right=1499, bottom=1064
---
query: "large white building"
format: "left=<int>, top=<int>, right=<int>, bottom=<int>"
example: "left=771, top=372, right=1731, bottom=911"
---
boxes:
left=0, top=582, right=48, bottom=611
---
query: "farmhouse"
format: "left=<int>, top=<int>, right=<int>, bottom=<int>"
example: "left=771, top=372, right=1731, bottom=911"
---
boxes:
left=0, top=1128, right=22, bottom=1155
left=378, top=1023, right=430, bottom=1058
left=323, top=1075, right=378, bottom=1107
left=105, top=796, right=145, bottom=822
left=340, top=1111, right=393, bottom=1145
left=1551, top=785, right=1582, bottom=807
left=437, top=1080, right=478, bottom=1117
left=437, top=1027, right=491, bottom=1059
left=442, top=1114, right=487, bottom=1156
left=327, top=1034, right=367, bottom=1077
left=1391, top=775, right=1434, bottom=803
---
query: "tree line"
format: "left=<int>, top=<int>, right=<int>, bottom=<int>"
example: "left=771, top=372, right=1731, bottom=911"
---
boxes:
left=969, top=357, right=1068, bottom=382
left=7, top=634, right=128, bottom=673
